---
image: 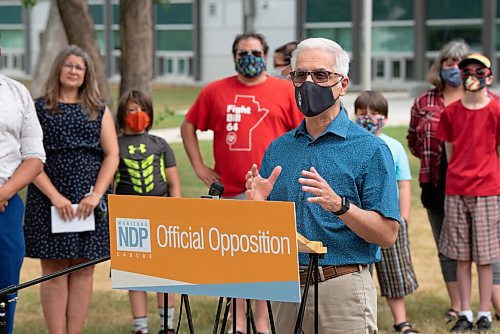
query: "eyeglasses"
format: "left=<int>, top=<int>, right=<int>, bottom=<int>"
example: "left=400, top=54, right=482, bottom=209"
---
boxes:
left=290, top=70, right=342, bottom=85
left=62, top=63, right=86, bottom=72
left=461, top=67, right=490, bottom=78
left=273, top=62, right=290, bottom=68
left=237, top=49, right=263, bottom=58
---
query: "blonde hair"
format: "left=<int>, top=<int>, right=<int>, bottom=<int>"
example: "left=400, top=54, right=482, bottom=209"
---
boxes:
left=43, top=44, right=102, bottom=116
left=426, top=39, right=470, bottom=91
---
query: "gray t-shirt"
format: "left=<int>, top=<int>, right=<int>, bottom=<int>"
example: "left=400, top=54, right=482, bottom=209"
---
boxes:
left=115, top=133, right=176, bottom=196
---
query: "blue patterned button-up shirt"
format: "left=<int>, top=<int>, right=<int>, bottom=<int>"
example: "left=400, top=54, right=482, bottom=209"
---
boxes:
left=260, top=109, right=400, bottom=266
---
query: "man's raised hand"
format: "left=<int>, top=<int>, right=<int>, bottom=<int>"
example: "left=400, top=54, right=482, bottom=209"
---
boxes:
left=245, top=164, right=282, bottom=201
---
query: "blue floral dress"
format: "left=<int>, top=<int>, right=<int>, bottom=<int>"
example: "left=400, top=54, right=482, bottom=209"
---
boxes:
left=24, top=98, right=110, bottom=259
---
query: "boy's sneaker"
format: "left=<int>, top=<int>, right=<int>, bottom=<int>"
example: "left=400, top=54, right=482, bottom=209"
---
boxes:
left=449, top=315, right=473, bottom=332
left=475, top=316, right=492, bottom=332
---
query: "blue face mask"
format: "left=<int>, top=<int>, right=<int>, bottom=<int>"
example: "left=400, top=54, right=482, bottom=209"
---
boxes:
left=440, top=68, right=462, bottom=87
left=356, top=114, right=385, bottom=134
left=235, top=54, right=266, bottom=78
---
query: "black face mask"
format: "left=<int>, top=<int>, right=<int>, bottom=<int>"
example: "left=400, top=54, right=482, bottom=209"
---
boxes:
left=294, top=80, right=342, bottom=117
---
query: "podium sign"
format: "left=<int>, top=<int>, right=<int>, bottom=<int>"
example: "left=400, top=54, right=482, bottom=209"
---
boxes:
left=108, top=195, right=300, bottom=302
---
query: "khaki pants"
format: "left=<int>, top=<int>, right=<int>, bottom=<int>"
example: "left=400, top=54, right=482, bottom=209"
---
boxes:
left=272, top=268, right=377, bottom=334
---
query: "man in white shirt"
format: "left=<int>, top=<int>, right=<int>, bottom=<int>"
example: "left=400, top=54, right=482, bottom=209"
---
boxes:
left=0, top=45, right=46, bottom=334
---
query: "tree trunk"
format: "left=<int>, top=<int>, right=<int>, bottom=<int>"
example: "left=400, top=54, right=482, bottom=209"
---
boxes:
left=31, top=0, right=68, bottom=98
left=56, top=0, right=111, bottom=104
left=119, top=0, right=153, bottom=97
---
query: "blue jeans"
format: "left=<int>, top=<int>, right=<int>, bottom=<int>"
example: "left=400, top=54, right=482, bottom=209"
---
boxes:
left=0, top=194, right=25, bottom=334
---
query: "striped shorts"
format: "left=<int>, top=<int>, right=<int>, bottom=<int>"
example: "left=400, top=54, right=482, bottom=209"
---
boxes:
left=439, top=195, right=500, bottom=265
left=375, top=218, right=419, bottom=298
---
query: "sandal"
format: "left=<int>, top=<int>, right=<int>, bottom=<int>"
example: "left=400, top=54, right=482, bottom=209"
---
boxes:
left=496, top=313, right=500, bottom=321
left=445, top=308, right=459, bottom=323
left=393, top=321, right=419, bottom=333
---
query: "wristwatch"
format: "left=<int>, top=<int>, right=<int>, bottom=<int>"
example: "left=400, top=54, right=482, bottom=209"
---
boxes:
left=332, top=196, right=350, bottom=216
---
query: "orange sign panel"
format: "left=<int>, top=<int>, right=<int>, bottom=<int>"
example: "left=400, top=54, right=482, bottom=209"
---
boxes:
left=108, top=195, right=300, bottom=302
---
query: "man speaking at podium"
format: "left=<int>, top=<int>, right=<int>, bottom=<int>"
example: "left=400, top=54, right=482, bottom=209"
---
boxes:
left=245, top=38, right=400, bottom=333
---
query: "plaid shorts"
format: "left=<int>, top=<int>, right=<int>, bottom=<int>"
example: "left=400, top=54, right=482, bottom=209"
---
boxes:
left=439, top=195, right=500, bottom=265
left=375, top=218, right=419, bottom=298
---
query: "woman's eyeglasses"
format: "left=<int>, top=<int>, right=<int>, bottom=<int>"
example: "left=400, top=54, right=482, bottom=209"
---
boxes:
left=237, top=49, right=263, bottom=58
left=62, top=63, right=86, bottom=72
left=290, top=70, right=342, bottom=85
left=461, top=67, right=490, bottom=78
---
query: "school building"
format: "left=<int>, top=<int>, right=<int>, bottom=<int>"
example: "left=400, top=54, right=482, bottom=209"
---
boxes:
left=0, top=0, right=497, bottom=89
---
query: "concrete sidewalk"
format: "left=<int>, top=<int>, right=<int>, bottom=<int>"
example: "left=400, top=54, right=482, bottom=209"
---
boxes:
left=150, top=91, right=415, bottom=144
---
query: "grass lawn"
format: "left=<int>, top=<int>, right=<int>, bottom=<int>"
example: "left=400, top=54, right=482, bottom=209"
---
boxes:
left=14, top=119, right=490, bottom=332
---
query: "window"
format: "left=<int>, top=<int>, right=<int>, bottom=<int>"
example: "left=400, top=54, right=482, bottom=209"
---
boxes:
left=96, top=30, right=105, bottom=52
left=95, top=30, right=119, bottom=52
left=495, top=24, right=500, bottom=50
left=178, top=59, right=186, bottom=74
left=156, top=30, right=193, bottom=51
left=113, top=4, right=120, bottom=24
left=306, top=0, right=350, bottom=22
left=392, top=60, right=401, bottom=78
left=114, top=33, right=121, bottom=50
left=372, top=27, right=413, bottom=52
left=376, top=60, right=384, bottom=78
left=89, top=4, right=103, bottom=25
left=167, top=59, right=173, bottom=74
left=373, top=0, right=412, bottom=21
left=427, top=25, right=482, bottom=51
left=158, top=57, right=165, bottom=75
left=0, top=30, right=24, bottom=49
left=405, top=59, right=414, bottom=80
left=427, top=0, right=481, bottom=19
left=0, top=5, right=23, bottom=24
left=156, top=3, right=192, bottom=24
left=188, top=58, right=193, bottom=76
left=306, top=28, right=352, bottom=52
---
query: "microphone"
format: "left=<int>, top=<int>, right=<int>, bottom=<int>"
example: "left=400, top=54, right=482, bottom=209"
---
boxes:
left=201, top=181, right=224, bottom=199
left=208, top=181, right=224, bottom=197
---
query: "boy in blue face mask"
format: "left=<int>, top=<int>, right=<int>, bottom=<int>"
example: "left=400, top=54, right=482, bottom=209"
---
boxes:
left=437, top=53, right=500, bottom=333
left=354, top=91, right=420, bottom=334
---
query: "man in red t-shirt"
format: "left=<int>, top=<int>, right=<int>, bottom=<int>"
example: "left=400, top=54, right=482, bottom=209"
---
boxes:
left=181, top=32, right=302, bottom=333
left=437, top=53, right=500, bottom=332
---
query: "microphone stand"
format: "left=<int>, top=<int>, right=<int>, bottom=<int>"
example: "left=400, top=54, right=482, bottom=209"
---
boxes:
left=0, top=256, right=109, bottom=334
left=204, top=182, right=264, bottom=334
left=166, top=182, right=226, bottom=334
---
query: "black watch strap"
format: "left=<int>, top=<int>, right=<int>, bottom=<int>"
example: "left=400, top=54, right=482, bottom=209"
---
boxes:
left=332, top=196, right=350, bottom=216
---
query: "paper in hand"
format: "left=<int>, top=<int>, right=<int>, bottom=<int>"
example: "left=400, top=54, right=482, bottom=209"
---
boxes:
left=51, top=204, right=95, bottom=233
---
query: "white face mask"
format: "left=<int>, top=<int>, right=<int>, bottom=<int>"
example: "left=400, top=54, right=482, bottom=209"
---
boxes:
left=268, top=67, right=289, bottom=80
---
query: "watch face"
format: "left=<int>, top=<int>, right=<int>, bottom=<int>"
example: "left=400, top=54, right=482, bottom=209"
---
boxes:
left=343, top=197, right=350, bottom=209
left=333, top=196, right=349, bottom=216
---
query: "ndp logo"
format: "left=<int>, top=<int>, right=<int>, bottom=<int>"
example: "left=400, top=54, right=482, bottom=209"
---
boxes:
left=116, top=218, right=152, bottom=253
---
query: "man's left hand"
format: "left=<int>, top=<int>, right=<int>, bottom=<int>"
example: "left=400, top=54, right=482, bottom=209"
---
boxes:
left=299, top=167, right=342, bottom=212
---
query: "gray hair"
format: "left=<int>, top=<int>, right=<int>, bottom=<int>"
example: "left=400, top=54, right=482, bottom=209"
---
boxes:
left=426, top=39, right=470, bottom=90
left=291, top=38, right=350, bottom=76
